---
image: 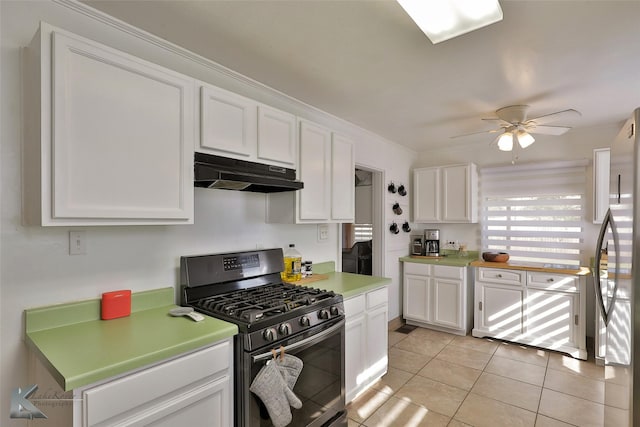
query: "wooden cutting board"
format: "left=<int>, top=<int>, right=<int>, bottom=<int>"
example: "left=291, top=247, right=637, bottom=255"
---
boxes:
left=285, top=274, right=329, bottom=286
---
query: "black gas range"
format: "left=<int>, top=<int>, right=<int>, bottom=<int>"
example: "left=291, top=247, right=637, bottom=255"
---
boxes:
left=180, top=248, right=347, bottom=427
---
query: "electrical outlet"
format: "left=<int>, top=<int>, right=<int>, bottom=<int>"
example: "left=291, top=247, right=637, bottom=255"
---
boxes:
left=447, top=240, right=458, bottom=250
left=69, top=231, right=86, bottom=255
left=317, top=224, right=329, bottom=242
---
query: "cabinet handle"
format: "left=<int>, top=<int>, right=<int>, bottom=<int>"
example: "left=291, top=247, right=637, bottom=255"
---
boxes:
left=496, top=274, right=503, bottom=278
left=574, top=314, right=579, bottom=325
left=479, top=302, right=483, bottom=311
left=547, top=278, right=554, bottom=283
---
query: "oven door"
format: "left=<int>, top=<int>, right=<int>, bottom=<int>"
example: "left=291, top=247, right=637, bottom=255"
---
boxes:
left=242, top=318, right=346, bottom=427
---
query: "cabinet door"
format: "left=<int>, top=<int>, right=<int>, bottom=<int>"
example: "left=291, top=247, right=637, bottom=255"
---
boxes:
left=442, top=164, right=476, bottom=222
left=404, top=274, right=430, bottom=321
left=331, top=133, right=355, bottom=222
left=366, top=304, right=389, bottom=382
left=476, top=283, right=523, bottom=335
left=345, top=314, right=366, bottom=402
left=525, top=290, right=578, bottom=347
left=257, top=105, right=297, bottom=167
left=117, top=376, right=229, bottom=427
left=49, top=31, right=194, bottom=224
left=432, top=278, right=463, bottom=329
left=413, top=168, right=440, bottom=222
left=200, top=84, right=256, bottom=157
left=298, top=121, right=331, bottom=220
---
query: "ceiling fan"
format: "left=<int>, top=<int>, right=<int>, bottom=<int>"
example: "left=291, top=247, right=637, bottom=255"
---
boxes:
left=452, top=105, right=582, bottom=151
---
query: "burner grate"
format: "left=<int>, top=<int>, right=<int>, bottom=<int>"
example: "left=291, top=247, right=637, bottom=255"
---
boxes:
left=192, top=282, right=336, bottom=324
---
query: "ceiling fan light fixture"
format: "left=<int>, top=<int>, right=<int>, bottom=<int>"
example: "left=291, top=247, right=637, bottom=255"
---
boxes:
left=397, top=0, right=503, bottom=44
left=497, top=132, right=514, bottom=151
left=516, top=130, right=535, bottom=148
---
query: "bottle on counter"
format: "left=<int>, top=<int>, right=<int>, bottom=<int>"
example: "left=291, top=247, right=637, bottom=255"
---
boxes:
left=282, top=244, right=302, bottom=282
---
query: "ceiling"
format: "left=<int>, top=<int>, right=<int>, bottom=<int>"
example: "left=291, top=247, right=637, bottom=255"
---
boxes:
left=83, top=0, right=640, bottom=152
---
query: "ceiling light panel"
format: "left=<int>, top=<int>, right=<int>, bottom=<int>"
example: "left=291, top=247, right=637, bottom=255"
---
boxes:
left=397, top=0, right=503, bottom=44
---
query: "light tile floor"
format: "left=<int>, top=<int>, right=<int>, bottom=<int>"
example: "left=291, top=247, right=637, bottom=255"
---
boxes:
left=347, top=327, right=605, bottom=427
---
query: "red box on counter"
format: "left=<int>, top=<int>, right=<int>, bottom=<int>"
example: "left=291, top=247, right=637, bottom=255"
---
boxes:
left=101, top=290, right=132, bottom=320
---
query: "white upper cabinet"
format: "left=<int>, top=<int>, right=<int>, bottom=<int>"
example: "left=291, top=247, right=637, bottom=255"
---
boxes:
left=413, top=163, right=478, bottom=223
left=200, top=84, right=256, bottom=158
left=298, top=120, right=332, bottom=220
left=413, top=167, right=440, bottom=222
left=198, top=83, right=297, bottom=168
left=257, top=105, right=297, bottom=167
left=266, top=120, right=355, bottom=224
left=331, top=133, right=356, bottom=221
left=24, top=23, right=194, bottom=226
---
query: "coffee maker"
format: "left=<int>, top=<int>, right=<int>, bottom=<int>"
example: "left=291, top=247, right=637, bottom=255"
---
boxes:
left=411, top=234, right=425, bottom=255
left=424, top=229, right=440, bottom=256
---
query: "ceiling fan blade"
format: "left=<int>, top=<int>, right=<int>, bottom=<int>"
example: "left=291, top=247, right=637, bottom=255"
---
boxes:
left=450, top=128, right=502, bottom=139
left=482, top=118, right=513, bottom=127
left=528, top=125, right=572, bottom=135
left=526, top=109, right=581, bottom=126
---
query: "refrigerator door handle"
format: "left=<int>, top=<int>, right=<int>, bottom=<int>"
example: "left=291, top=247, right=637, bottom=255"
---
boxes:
left=594, top=208, right=611, bottom=326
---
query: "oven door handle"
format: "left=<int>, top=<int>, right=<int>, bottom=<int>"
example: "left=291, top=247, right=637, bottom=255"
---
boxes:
left=252, top=318, right=345, bottom=363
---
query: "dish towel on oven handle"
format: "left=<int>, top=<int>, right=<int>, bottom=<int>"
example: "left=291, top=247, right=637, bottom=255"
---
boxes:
left=249, top=357, right=303, bottom=427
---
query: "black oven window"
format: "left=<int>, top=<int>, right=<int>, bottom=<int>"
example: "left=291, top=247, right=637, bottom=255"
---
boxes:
left=252, top=331, right=343, bottom=426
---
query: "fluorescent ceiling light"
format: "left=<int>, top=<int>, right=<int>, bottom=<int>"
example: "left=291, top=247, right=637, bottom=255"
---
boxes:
left=497, top=132, right=513, bottom=151
left=516, top=130, right=535, bottom=148
left=397, top=0, right=503, bottom=44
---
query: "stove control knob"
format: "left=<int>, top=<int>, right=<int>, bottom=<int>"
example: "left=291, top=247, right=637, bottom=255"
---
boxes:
left=299, top=316, right=311, bottom=327
left=330, top=306, right=340, bottom=316
left=318, top=309, right=330, bottom=320
left=263, top=328, right=277, bottom=342
left=278, top=323, right=292, bottom=336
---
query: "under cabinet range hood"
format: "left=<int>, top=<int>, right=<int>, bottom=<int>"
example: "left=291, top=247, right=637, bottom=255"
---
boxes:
left=194, top=152, right=304, bottom=193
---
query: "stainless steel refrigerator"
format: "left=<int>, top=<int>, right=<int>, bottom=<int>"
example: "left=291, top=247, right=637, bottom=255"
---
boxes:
left=594, top=107, right=639, bottom=426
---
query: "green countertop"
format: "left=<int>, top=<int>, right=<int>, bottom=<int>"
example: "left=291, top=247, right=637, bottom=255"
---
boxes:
left=306, top=264, right=391, bottom=298
left=399, top=251, right=479, bottom=267
left=25, top=288, right=238, bottom=391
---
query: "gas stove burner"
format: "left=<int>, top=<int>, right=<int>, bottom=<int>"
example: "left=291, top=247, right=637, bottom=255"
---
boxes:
left=192, top=282, right=337, bottom=325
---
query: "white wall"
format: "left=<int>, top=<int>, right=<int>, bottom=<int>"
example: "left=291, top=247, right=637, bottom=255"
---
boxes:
left=0, top=1, right=415, bottom=425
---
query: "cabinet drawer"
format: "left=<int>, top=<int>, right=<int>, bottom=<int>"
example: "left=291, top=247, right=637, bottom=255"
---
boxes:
left=433, top=265, right=464, bottom=280
left=84, top=341, right=230, bottom=426
left=404, top=262, right=431, bottom=276
left=478, top=268, right=525, bottom=286
left=366, top=287, right=387, bottom=310
left=345, top=294, right=366, bottom=317
left=527, top=272, right=579, bottom=293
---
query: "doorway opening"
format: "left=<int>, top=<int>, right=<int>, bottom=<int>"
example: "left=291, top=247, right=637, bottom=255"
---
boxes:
left=341, top=167, right=384, bottom=276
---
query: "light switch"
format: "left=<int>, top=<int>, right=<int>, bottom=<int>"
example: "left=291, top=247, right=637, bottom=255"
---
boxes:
left=69, top=231, right=86, bottom=255
left=317, top=224, right=329, bottom=242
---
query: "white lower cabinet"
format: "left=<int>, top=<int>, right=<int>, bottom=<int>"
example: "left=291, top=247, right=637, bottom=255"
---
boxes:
left=473, top=267, right=587, bottom=360
left=73, top=340, right=233, bottom=427
left=402, top=262, right=473, bottom=335
left=344, top=286, right=388, bottom=403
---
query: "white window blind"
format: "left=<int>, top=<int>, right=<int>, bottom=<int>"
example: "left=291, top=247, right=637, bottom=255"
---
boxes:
left=480, top=160, right=588, bottom=267
left=354, top=224, right=373, bottom=242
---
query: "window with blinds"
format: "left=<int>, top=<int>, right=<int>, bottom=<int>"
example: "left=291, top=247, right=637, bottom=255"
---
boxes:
left=354, top=224, right=373, bottom=242
left=479, top=160, right=588, bottom=267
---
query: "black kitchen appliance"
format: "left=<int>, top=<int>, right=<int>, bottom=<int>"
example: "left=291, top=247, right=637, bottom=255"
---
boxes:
left=194, top=152, right=304, bottom=192
left=180, top=248, right=346, bottom=427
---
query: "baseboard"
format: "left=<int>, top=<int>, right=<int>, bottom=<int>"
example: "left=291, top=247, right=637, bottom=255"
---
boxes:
left=388, top=316, right=404, bottom=331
